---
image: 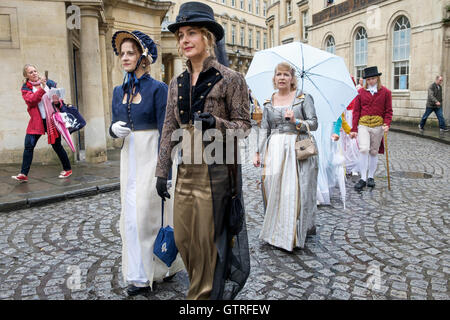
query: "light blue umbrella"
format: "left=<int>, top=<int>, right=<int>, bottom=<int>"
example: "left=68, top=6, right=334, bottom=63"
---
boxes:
left=245, top=42, right=358, bottom=123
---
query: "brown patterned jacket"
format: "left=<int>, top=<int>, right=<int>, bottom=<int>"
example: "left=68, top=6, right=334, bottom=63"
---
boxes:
left=156, top=56, right=251, bottom=178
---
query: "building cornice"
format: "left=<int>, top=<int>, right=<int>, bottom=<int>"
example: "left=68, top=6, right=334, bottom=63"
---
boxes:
left=296, top=0, right=308, bottom=8
left=104, top=0, right=172, bottom=13
left=312, top=0, right=388, bottom=26
left=309, top=0, right=400, bottom=31
left=266, top=15, right=275, bottom=24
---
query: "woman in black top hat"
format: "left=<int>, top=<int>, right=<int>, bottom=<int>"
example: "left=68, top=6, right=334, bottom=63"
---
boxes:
left=155, top=2, right=251, bottom=300
left=110, top=30, right=184, bottom=296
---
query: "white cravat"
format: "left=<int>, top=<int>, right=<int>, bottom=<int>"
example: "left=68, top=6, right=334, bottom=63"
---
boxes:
left=368, top=85, right=378, bottom=96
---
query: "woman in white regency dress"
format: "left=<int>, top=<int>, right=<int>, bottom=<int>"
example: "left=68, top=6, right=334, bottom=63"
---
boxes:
left=109, top=30, right=184, bottom=296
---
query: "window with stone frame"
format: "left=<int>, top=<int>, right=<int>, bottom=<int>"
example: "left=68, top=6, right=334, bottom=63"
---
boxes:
left=286, top=1, right=292, bottom=23
left=256, top=31, right=261, bottom=49
left=248, top=28, right=253, bottom=48
left=240, top=27, right=245, bottom=46
left=302, top=10, right=309, bottom=41
left=256, top=0, right=260, bottom=15
left=325, top=35, right=335, bottom=54
left=263, top=1, right=267, bottom=17
left=354, top=27, right=368, bottom=82
left=222, top=22, right=227, bottom=43
left=263, top=32, right=268, bottom=49
left=392, top=16, right=411, bottom=90
left=270, top=27, right=274, bottom=47
left=232, top=25, right=236, bottom=44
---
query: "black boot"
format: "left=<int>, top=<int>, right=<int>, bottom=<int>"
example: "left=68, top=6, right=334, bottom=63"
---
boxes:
left=126, top=284, right=150, bottom=296
left=163, top=273, right=177, bottom=282
left=354, top=179, right=366, bottom=192
left=307, top=226, right=316, bottom=236
left=367, top=178, right=375, bottom=188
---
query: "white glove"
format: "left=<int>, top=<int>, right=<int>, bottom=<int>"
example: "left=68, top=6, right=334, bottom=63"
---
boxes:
left=111, top=121, right=131, bottom=138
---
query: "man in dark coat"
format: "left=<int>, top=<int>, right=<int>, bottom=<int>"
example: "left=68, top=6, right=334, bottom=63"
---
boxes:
left=419, top=75, right=448, bottom=132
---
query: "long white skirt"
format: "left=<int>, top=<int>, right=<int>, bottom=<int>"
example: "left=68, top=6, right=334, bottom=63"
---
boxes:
left=312, top=123, right=346, bottom=206
left=120, top=130, right=184, bottom=288
left=340, top=109, right=360, bottom=174
left=260, top=133, right=316, bottom=251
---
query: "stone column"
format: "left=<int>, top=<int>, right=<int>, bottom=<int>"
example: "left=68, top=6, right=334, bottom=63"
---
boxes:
left=173, top=57, right=184, bottom=76
left=99, top=26, right=112, bottom=148
left=79, top=5, right=107, bottom=163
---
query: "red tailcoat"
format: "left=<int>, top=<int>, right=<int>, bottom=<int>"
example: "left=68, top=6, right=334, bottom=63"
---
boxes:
left=352, top=86, right=393, bottom=154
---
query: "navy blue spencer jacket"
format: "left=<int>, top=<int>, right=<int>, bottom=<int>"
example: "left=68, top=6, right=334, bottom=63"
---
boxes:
left=109, top=74, right=168, bottom=140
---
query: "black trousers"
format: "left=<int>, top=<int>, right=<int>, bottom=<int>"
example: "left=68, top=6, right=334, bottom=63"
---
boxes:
left=20, top=120, right=71, bottom=175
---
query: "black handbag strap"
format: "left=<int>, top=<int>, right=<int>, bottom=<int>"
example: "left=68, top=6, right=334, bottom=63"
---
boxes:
left=160, top=199, right=164, bottom=228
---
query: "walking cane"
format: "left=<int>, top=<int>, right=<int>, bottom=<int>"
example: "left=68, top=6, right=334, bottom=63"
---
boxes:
left=384, top=131, right=391, bottom=191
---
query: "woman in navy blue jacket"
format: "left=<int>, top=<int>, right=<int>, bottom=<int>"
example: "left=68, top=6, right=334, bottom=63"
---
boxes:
left=110, top=30, right=184, bottom=296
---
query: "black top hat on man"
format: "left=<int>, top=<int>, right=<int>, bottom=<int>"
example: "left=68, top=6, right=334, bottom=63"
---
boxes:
left=168, top=2, right=224, bottom=42
left=363, top=66, right=382, bottom=79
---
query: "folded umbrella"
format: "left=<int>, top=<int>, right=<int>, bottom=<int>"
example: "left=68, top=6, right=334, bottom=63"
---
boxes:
left=43, top=94, right=75, bottom=152
left=52, top=111, right=75, bottom=153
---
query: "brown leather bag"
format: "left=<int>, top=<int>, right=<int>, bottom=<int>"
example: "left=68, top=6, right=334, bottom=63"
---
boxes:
left=295, top=121, right=318, bottom=160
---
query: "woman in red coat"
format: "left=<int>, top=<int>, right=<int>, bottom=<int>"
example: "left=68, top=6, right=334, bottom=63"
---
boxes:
left=11, top=64, right=72, bottom=182
left=350, top=66, right=393, bottom=191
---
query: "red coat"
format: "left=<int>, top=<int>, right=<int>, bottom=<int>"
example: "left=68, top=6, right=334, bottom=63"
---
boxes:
left=351, top=86, right=393, bottom=132
left=21, top=81, right=47, bottom=135
left=21, top=80, right=59, bottom=140
left=352, top=86, right=393, bottom=154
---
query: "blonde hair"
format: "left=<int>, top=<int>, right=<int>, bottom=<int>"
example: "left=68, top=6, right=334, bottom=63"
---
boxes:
left=119, top=38, right=151, bottom=74
left=22, top=64, right=37, bottom=84
left=273, top=62, right=298, bottom=91
left=364, top=76, right=382, bottom=91
left=174, top=26, right=216, bottom=58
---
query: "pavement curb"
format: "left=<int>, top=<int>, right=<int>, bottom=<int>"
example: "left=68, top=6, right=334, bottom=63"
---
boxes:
left=390, top=127, right=450, bottom=145
left=0, top=182, right=120, bottom=214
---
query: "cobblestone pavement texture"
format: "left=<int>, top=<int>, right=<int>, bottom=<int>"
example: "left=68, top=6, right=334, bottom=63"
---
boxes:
left=0, top=132, right=448, bottom=300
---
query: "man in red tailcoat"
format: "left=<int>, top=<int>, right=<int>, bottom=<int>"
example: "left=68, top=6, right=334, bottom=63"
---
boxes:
left=350, top=66, right=393, bottom=192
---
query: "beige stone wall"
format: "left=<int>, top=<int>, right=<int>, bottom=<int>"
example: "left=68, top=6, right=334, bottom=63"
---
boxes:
left=0, top=0, right=74, bottom=164
left=106, top=2, right=167, bottom=88
left=267, top=0, right=311, bottom=45
left=1, top=0, right=171, bottom=164
left=271, top=0, right=449, bottom=124
left=164, top=0, right=268, bottom=75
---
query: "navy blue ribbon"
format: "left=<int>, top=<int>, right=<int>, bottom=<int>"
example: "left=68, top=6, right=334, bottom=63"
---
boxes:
left=121, top=55, right=146, bottom=100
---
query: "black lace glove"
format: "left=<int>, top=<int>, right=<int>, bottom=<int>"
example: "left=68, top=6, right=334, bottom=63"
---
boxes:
left=194, top=112, right=216, bottom=130
left=156, top=177, right=170, bottom=201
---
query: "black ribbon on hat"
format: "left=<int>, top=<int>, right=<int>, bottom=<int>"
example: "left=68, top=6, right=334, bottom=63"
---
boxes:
left=176, top=10, right=215, bottom=22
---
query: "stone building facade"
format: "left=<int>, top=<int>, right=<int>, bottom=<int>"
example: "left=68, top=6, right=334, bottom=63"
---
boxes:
left=0, top=0, right=170, bottom=165
left=161, top=0, right=268, bottom=81
left=267, top=0, right=450, bottom=125
left=0, top=0, right=267, bottom=165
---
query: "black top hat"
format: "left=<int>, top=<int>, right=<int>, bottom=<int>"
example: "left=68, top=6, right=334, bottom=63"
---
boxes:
left=363, top=66, right=382, bottom=79
left=112, top=30, right=158, bottom=64
left=168, top=2, right=224, bottom=42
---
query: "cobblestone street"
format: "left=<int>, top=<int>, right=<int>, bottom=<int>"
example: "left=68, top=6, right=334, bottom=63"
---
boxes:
left=0, top=131, right=448, bottom=300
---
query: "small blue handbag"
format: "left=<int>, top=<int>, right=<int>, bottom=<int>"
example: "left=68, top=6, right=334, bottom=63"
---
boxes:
left=153, top=200, right=178, bottom=267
